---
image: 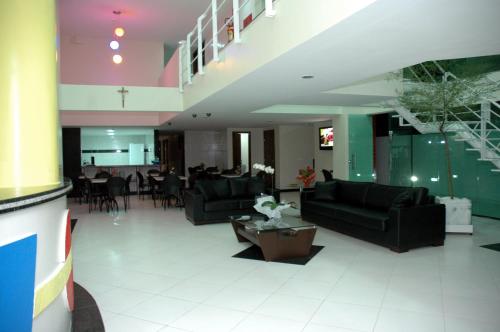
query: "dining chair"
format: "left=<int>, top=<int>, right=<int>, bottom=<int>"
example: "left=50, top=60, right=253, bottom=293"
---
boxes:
left=136, top=171, right=146, bottom=199
left=161, top=174, right=183, bottom=209
left=106, top=177, right=127, bottom=212
left=125, top=174, right=132, bottom=207
left=147, top=175, right=161, bottom=207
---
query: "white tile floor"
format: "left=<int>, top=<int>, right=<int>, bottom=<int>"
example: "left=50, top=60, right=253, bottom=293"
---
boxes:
left=70, top=193, right=500, bottom=332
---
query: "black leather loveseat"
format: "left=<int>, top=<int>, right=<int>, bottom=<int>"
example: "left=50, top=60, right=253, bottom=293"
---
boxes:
left=301, top=180, right=445, bottom=252
left=184, top=177, right=279, bottom=225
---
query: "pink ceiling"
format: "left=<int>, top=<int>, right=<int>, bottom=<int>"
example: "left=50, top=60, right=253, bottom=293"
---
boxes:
left=58, top=0, right=212, bottom=43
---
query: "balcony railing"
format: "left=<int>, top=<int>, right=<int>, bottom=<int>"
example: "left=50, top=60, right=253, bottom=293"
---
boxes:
left=178, top=0, right=277, bottom=93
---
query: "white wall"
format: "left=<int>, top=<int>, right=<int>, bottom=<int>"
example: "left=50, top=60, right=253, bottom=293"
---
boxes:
left=60, top=36, right=164, bottom=86
left=240, top=133, right=250, bottom=173
left=59, top=84, right=182, bottom=112
left=184, top=131, right=227, bottom=175
left=332, top=115, right=349, bottom=180
left=158, top=47, right=179, bottom=87
left=313, top=121, right=334, bottom=179
left=226, top=128, right=265, bottom=173
left=275, top=125, right=314, bottom=189
left=81, top=133, right=155, bottom=166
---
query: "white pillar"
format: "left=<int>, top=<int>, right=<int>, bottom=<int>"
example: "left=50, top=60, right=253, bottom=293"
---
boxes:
left=178, top=42, right=185, bottom=93
left=186, top=32, right=193, bottom=84
left=197, top=15, right=205, bottom=75
left=212, top=0, right=219, bottom=61
left=232, top=0, right=241, bottom=43
left=265, top=0, right=276, bottom=17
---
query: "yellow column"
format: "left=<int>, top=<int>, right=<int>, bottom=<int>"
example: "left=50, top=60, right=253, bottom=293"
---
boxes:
left=0, top=0, right=60, bottom=189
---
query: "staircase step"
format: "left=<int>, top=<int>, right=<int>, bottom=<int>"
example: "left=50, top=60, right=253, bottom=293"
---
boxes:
left=466, top=148, right=480, bottom=151
left=492, top=169, right=500, bottom=172
left=478, top=158, right=500, bottom=161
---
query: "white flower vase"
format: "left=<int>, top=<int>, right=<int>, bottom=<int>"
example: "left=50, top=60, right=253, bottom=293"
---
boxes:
left=253, top=195, right=290, bottom=223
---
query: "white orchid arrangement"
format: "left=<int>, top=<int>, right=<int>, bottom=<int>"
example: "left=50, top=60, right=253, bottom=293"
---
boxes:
left=253, top=163, right=274, bottom=174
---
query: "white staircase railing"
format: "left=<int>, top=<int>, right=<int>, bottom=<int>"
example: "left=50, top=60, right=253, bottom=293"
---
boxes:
left=178, top=0, right=276, bottom=93
left=392, top=61, right=500, bottom=172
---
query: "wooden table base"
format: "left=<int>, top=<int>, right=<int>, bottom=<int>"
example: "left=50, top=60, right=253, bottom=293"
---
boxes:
left=231, top=221, right=317, bottom=261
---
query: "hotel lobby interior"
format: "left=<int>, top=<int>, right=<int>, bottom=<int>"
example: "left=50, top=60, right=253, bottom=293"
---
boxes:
left=1, top=1, right=500, bottom=332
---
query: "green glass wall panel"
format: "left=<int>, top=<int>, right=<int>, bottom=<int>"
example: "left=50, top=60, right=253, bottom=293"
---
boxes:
left=388, top=135, right=412, bottom=187
left=390, top=133, right=500, bottom=219
left=348, top=115, right=374, bottom=182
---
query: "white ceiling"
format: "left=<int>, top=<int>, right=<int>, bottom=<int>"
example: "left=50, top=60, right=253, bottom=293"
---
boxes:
left=58, top=0, right=212, bottom=43
left=165, top=0, right=500, bottom=130
left=58, top=0, right=500, bottom=130
left=81, top=127, right=154, bottom=136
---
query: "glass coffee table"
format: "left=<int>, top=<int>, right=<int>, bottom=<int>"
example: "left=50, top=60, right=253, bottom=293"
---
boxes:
left=230, top=215, right=317, bottom=262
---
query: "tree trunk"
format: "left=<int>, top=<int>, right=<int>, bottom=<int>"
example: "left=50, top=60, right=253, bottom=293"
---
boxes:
left=440, top=128, right=454, bottom=199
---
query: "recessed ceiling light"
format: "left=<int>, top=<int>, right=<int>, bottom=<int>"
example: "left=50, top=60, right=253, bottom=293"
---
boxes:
left=114, top=27, right=125, bottom=37
left=301, top=75, right=314, bottom=79
left=109, top=40, right=120, bottom=50
left=112, top=54, right=123, bottom=64
left=106, top=129, right=115, bottom=132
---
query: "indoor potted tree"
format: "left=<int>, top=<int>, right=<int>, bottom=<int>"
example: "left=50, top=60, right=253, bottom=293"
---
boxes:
left=395, top=60, right=498, bottom=232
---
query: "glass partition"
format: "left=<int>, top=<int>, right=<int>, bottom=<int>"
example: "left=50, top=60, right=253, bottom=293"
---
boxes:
left=389, top=133, right=500, bottom=218
left=81, top=128, right=156, bottom=166
left=348, top=115, right=374, bottom=182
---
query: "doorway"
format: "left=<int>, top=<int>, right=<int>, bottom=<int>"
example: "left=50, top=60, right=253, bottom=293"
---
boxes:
left=159, top=133, right=185, bottom=175
left=232, top=131, right=251, bottom=174
left=263, top=129, right=275, bottom=187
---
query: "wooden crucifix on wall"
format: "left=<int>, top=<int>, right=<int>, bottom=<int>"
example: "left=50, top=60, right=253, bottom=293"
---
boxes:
left=117, top=87, right=129, bottom=108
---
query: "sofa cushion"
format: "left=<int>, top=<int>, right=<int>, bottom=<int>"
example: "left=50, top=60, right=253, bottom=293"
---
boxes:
left=212, top=179, right=230, bottom=199
left=195, top=181, right=218, bottom=201
left=314, top=181, right=337, bottom=201
left=332, top=203, right=388, bottom=231
left=248, top=178, right=266, bottom=196
left=365, top=184, right=413, bottom=211
left=239, top=198, right=255, bottom=209
left=301, top=200, right=336, bottom=218
left=392, top=191, right=414, bottom=208
left=336, top=180, right=370, bottom=206
left=204, top=199, right=240, bottom=212
left=412, top=187, right=429, bottom=205
left=230, top=178, right=249, bottom=198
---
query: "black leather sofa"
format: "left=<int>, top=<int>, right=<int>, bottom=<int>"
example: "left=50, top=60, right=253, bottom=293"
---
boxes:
left=301, top=180, right=445, bottom=252
left=184, top=177, right=279, bottom=225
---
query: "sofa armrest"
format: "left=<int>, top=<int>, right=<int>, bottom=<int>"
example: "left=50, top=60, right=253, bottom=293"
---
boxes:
left=184, top=189, right=205, bottom=223
left=388, top=203, right=445, bottom=252
left=300, top=190, right=315, bottom=203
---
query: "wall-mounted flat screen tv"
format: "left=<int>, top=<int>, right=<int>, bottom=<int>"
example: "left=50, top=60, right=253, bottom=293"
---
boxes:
left=319, top=127, right=334, bottom=150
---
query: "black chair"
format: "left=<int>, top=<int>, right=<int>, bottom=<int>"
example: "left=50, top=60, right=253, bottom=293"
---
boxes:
left=136, top=171, right=146, bottom=199
left=106, top=177, right=127, bottom=212
left=125, top=174, right=132, bottom=207
left=76, top=177, right=89, bottom=205
left=241, top=172, right=251, bottom=178
left=187, top=173, right=198, bottom=189
left=205, top=166, right=218, bottom=173
left=148, top=175, right=161, bottom=207
left=95, top=171, right=111, bottom=179
left=322, top=169, right=333, bottom=182
left=147, top=169, right=160, bottom=175
left=84, top=179, right=107, bottom=213
left=161, top=174, right=183, bottom=209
